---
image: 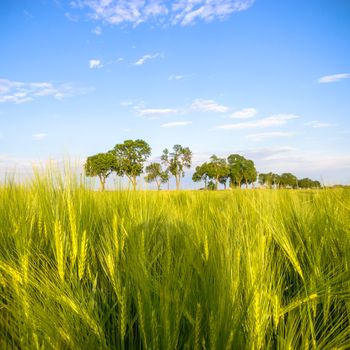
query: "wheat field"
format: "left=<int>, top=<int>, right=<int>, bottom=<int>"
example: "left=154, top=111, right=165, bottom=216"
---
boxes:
left=0, top=171, right=350, bottom=349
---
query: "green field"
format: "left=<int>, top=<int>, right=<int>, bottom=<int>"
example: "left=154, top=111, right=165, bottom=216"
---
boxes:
left=1, top=174, right=350, bottom=349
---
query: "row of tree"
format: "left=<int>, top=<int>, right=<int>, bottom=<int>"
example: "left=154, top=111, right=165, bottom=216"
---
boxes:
left=258, top=172, right=321, bottom=189
left=84, top=140, right=191, bottom=191
left=192, top=154, right=257, bottom=190
left=84, top=139, right=321, bottom=190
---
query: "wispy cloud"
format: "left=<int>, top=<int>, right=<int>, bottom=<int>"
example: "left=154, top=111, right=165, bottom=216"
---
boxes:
left=172, top=0, right=255, bottom=26
left=137, top=108, right=179, bottom=119
left=215, top=114, right=299, bottom=130
left=246, top=131, right=294, bottom=141
left=0, top=78, right=90, bottom=104
left=161, top=121, right=192, bottom=128
left=306, top=120, right=337, bottom=128
left=230, top=107, right=257, bottom=119
left=65, top=12, right=79, bottom=22
left=92, top=26, right=102, bottom=35
left=135, top=53, right=159, bottom=65
left=168, top=74, right=184, bottom=81
left=317, top=73, right=350, bottom=84
left=32, top=133, right=48, bottom=141
left=89, top=59, right=103, bottom=69
left=191, top=98, right=229, bottom=113
left=69, top=0, right=255, bottom=27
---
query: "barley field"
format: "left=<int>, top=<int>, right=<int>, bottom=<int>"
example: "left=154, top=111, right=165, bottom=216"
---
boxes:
left=0, top=172, right=350, bottom=349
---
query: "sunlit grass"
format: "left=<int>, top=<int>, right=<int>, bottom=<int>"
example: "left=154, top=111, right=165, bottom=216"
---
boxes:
left=0, top=170, right=350, bottom=349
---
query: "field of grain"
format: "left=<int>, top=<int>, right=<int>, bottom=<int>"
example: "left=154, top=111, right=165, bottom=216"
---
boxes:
left=1, top=172, right=350, bottom=349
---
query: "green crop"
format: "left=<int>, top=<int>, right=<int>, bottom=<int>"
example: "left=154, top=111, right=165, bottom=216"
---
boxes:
left=0, top=171, right=350, bottom=349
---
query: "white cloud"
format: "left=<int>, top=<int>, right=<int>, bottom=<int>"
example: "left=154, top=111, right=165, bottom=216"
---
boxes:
left=215, top=114, right=300, bottom=130
left=246, top=131, right=294, bottom=141
left=32, top=133, right=47, bottom=140
left=135, top=53, right=159, bottom=65
left=89, top=59, right=103, bottom=69
left=306, top=120, right=337, bottom=128
left=230, top=107, right=257, bottom=119
left=92, top=26, right=102, bottom=35
left=318, top=73, right=350, bottom=84
left=191, top=98, right=229, bottom=113
left=70, top=0, right=255, bottom=27
left=161, top=121, right=192, bottom=128
left=65, top=12, right=79, bottom=22
left=168, top=74, right=184, bottom=81
left=0, top=78, right=90, bottom=104
left=172, top=0, right=255, bottom=26
left=137, top=108, right=179, bottom=118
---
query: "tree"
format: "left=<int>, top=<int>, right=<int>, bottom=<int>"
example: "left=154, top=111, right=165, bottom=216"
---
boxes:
left=241, top=159, right=257, bottom=188
left=113, top=139, right=151, bottom=190
left=227, top=154, right=246, bottom=188
left=227, top=154, right=257, bottom=188
left=271, top=173, right=281, bottom=188
left=192, top=162, right=210, bottom=189
left=144, top=162, right=169, bottom=190
left=298, top=178, right=321, bottom=189
left=258, top=172, right=281, bottom=188
left=206, top=155, right=229, bottom=190
left=84, top=152, right=117, bottom=191
left=218, top=174, right=229, bottom=190
left=206, top=180, right=216, bottom=191
left=161, top=144, right=192, bottom=190
left=280, top=173, right=298, bottom=188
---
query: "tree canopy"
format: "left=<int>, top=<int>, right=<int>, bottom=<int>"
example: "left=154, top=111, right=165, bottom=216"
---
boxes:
left=144, top=162, right=169, bottom=190
left=161, top=144, right=192, bottom=190
left=113, top=139, right=151, bottom=190
left=192, top=155, right=229, bottom=190
left=280, top=172, right=298, bottom=189
left=84, top=152, right=117, bottom=191
left=192, top=162, right=210, bottom=189
left=227, top=154, right=256, bottom=188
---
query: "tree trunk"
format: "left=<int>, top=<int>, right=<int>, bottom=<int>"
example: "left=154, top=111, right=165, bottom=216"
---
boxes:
left=175, top=174, right=180, bottom=190
left=156, top=179, right=161, bottom=191
left=215, top=178, right=219, bottom=190
left=132, top=176, right=137, bottom=191
left=99, top=176, right=105, bottom=191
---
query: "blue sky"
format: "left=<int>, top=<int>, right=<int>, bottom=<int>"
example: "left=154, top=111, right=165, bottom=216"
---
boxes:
left=1, top=0, right=350, bottom=187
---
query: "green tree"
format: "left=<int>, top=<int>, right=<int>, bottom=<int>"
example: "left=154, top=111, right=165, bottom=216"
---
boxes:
left=206, top=155, right=229, bottom=190
left=241, top=159, right=257, bottom=188
left=271, top=173, right=281, bottom=188
left=113, top=139, right=151, bottom=190
left=206, top=180, right=216, bottom=191
left=219, top=174, right=229, bottom=190
left=280, top=173, right=298, bottom=189
left=84, top=152, right=117, bottom=191
left=192, top=162, right=210, bottom=189
left=260, top=172, right=281, bottom=189
left=227, top=154, right=256, bottom=188
left=298, top=178, right=321, bottom=189
left=258, top=173, right=267, bottom=187
left=227, top=154, right=246, bottom=188
left=144, top=162, right=169, bottom=190
left=313, top=180, right=321, bottom=188
left=161, top=144, right=192, bottom=190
